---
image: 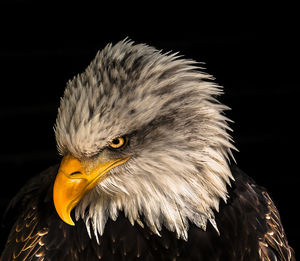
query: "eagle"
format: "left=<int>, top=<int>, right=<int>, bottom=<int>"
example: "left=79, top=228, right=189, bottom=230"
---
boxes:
left=0, top=40, right=295, bottom=261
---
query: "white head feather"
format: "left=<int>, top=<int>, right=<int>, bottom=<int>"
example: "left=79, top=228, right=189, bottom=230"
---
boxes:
left=54, top=39, right=235, bottom=241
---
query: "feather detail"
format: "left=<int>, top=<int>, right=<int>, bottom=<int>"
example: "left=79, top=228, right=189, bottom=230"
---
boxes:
left=56, top=40, right=235, bottom=240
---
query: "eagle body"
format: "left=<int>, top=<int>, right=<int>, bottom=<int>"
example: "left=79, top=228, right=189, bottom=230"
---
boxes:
left=1, top=165, right=294, bottom=261
left=1, top=40, right=295, bottom=260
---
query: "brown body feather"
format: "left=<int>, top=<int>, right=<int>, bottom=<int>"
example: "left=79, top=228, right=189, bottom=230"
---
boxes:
left=1, top=165, right=295, bottom=261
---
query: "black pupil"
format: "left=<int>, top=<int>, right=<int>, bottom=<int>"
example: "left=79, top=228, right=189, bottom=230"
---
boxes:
left=112, top=138, right=120, bottom=145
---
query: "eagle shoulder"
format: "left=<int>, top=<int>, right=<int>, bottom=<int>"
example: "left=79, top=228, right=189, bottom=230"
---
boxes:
left=0, top=165, right=57, bottom=260
left=258, top=191, right=295, bottom=261
left=229, top=165, right=295, bottom=261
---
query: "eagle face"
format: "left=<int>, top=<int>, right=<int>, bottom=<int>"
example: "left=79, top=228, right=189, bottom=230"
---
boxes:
left=53, top=40, right=235, bottom=241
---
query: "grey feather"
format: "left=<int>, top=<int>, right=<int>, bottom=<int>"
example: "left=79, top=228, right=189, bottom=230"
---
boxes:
left=55, top=39, right=236, bottom=239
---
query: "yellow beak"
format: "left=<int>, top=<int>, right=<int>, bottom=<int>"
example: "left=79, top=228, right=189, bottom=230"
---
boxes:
left=53, top=154, right=129, bottom=226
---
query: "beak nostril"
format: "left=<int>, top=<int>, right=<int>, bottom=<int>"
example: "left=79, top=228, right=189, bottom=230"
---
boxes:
left=70, top=171, right=82, bottom=176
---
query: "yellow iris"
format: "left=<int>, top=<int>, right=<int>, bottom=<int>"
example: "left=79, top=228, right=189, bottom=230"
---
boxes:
left=109, top=136, right=128, bottom=149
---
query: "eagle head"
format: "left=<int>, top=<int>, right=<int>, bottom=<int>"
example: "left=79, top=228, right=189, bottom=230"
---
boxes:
left=53, top=40, right=235, bottom=241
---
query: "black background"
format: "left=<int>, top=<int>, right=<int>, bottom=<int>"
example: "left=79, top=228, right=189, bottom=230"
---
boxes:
left=0, top=2, right=298, bottom=255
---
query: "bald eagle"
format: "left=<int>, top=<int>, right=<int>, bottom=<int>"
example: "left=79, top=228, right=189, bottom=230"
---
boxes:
left=0, top=40, right=295, bottom=261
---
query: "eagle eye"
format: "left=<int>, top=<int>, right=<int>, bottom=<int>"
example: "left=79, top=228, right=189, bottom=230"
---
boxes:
left=108, top=136, right=128, bottom=149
